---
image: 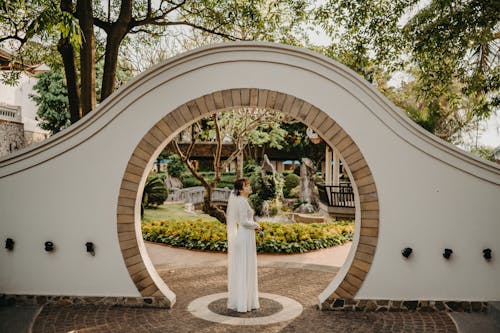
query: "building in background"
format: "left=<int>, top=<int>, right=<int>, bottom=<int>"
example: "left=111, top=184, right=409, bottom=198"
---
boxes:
left=0, top=48, right=49, bottom=158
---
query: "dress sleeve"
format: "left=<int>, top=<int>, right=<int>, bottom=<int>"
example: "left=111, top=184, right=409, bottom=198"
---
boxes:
left=238, top=198, right=260, bottom=230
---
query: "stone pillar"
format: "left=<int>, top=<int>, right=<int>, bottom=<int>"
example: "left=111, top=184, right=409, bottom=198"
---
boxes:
left=276, top=160, right=284, bottom=173
left=325, top=146, right=332, bottom=185
left=333, top=150, right=340, bottom=186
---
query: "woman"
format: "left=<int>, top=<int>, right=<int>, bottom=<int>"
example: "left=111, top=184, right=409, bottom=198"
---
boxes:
left=226, top=178, right=261, bottom=312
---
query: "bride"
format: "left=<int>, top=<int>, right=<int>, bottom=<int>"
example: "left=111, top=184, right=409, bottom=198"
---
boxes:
left=226, top=178, right=261, bottom=312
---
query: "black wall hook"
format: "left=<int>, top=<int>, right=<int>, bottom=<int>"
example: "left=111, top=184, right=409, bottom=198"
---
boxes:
left=402, top=247, right=413, bottom=258
left=5, top=238, right=14, bottom=251
left=443, top=248, right=453, bottom=259
left=44, top=241, right=54, bottom=252
left=483, top=248, right=492, bottom=261
left=85, top=242, right=95, bottom=256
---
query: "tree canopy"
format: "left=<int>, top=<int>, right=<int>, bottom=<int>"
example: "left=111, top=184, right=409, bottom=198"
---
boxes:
left=1, top=0, right=498, bottom=147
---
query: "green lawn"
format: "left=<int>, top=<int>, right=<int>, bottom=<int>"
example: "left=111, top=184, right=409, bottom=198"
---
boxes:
left=142, top=204, right=218, bottom=223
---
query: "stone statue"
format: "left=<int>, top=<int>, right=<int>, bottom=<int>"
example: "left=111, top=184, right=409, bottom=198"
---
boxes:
left=260, top=154, right=276, bottom=188
left=295, top=157, right=317, bottom=213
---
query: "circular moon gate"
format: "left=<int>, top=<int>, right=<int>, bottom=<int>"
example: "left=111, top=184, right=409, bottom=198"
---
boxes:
left=116, top=88, right=379, bottom=308
left=2, top=42, right=497, bottom=309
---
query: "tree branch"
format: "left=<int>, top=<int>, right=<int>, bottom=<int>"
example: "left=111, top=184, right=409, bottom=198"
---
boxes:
left=130, top=19, right=239, bottom=41
left=173, top=138, right=210, bottom=188
left=93, top=17, right=112, bottom=32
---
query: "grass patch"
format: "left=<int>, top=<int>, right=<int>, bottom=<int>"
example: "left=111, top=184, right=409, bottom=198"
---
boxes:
left=142, top=204, right=218, bottom=223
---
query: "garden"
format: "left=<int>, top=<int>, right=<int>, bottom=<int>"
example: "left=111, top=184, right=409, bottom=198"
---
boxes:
left=142, top=203, right=354, bottom=254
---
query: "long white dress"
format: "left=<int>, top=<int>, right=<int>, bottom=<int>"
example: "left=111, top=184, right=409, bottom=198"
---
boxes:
left=226, top=193, right=260, bottom=312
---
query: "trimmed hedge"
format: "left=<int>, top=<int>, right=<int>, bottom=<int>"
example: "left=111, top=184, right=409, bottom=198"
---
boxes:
left=180, top=172, right=236, bottom=189
left=142, top=219, right=354, bottom=254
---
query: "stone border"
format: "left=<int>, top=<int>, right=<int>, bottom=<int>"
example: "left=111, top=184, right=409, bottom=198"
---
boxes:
left=323, top=299, right=489, bottom=312
left=116, top=88, right=380, bottom=307
left=0, top=294, right=170, bottom=308
left=187, top=292, right=303, bottom=325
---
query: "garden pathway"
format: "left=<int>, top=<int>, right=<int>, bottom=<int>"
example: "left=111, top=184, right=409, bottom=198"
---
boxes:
left=146, top=240, right=352, bottom=271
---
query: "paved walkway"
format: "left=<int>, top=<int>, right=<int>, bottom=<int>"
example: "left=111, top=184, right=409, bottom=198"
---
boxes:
left=4, top=242, right=496, bottom=332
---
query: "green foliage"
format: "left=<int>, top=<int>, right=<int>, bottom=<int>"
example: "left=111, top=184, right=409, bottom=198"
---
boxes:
left=283, top=173, right=300, bottom=198
left=30, top=70, right=70, bottom=134
left=469, top=146, right=496, bottom=162
left=142, top=219, right=354, bottom=254
left=280, top=122, right=326, bottom=165
left=166, top=154, right=186, bottom=178
left=248, top=193, right=264, bottom=217
left=180, top=172, right=236, bottom=189
left=314, top=0, right=500, bottom=144
left=142, top=219, right=228, bottom=252
left=142, top=174, right=168, bottom=208
left=247, top=168, right=274, bottom=216
left=405, top=0, right=499, bottom=108
left=289, top=185, right=301, bottom=198
left=243, top=158, right=259, bottom=174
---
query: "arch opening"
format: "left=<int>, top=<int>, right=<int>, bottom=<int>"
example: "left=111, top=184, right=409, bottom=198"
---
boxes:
left=116, top=88, right=379, bottom=308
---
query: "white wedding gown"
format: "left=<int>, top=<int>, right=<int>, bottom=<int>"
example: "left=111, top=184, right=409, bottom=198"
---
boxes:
left=226, top=193, right=260, bottom=312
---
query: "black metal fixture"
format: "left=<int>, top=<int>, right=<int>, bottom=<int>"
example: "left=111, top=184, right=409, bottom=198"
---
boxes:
left=401, top=247, right=413, bottom=258
left=44, top=241, right=54, bottom=252
left=85, top=242, right=95, bottom=256
left=443, top=248, right=453, bottom=259
left=5, top=238, right=14, bottom=251
left=483, top=248, right=492, bottom=261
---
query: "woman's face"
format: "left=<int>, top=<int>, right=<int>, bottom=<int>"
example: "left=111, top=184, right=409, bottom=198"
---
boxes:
left=241, top=182, right=252, bottom=196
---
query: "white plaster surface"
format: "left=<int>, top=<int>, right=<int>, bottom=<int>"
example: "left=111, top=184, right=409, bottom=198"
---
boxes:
left=0, top=43, right=498, bottom=301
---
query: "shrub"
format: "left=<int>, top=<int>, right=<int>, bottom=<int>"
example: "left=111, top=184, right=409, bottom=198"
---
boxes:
left=142, top=219, right=354, bottom=254
left=142, top=174, right=168, bottom=208
left=289, top=185, right=300, bottom=198
left=248, top=193, right=264, bottom=215
left=166, top=154, right=186, bottom=178
left=283, top=173, right=300, bottom=198
left=180, top=172, right=236, bottom=188
left=243, top=158, right=259, bottom=174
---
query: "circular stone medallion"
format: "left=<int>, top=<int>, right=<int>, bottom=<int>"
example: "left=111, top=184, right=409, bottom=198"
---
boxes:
left=208, top=297, right=283, bottom=317
left=188, top=292, right=303, bottom=326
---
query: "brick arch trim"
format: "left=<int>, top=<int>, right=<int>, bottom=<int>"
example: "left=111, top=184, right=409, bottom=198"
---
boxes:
left=117, top=89, right=379, bottom=308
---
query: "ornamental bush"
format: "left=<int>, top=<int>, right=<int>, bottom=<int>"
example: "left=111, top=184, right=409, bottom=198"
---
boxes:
left=283, top=173, right=300, bottom=198
left=142, top=219, right=353, bottom=254
left=142, top=174, right=168, bottom=207
left=166, top=154, right=186, bottom=178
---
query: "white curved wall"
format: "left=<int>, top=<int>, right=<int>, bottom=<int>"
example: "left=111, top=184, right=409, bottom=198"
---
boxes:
left=0, top=43, right=499, bottom=300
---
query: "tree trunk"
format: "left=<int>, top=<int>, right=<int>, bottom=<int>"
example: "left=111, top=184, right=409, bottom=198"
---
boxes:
left=100, top=32, right=123, bottom=101
left=236, top=142, right=244, bottom=179
left=100, top=0, right=132, bottom=102
left=76, top=0, right=96, bottom=115
left=59, top=0, right=81, bottom=124
left=203, top=187, right=227, bottom=224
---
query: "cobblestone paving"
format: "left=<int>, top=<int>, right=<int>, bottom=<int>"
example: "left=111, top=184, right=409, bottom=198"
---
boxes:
left=32, top=266, right=457, bottom=332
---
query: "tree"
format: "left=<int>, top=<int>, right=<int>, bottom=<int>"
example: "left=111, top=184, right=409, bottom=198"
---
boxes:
left=172, top=108, right=289, bottom=223
left=30, top=69, right=71, bottom=134
left=314, top=0, right=499, bottom=143
left=1, top=0, right=310, bottom=125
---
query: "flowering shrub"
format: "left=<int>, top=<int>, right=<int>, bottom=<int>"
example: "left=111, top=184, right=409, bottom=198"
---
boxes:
left=142, top=219, right=354, bottom=254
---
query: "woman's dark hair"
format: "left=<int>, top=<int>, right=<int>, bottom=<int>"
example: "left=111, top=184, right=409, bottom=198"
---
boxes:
left=233, top=178, right=248, bottom=196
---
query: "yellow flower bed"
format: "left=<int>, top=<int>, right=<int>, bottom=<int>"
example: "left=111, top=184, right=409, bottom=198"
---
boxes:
left=142, top=219, right=354, bottom=253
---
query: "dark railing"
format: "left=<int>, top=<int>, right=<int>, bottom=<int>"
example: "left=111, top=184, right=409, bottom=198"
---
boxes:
left=317, top=184, right=355, bottom=208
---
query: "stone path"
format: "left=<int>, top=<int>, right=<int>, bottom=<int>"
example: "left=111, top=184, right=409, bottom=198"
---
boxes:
left=31, top=250, right=458, bottom=333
